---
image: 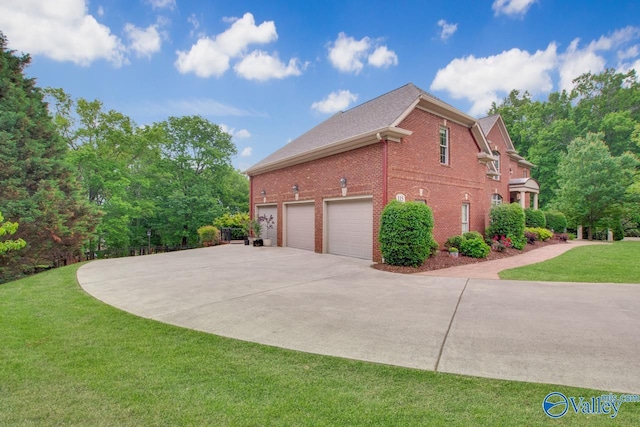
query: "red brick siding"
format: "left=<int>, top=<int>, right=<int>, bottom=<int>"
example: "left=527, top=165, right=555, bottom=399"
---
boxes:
left=250, top=143, right=383, bottom=260
left=250, top=109, right=532, bottom=261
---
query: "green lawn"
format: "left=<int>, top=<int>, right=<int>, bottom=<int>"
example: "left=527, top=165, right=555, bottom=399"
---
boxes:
left=1, top=265, right=638, bottom=426
left=499, top=241, right=640, bottom=283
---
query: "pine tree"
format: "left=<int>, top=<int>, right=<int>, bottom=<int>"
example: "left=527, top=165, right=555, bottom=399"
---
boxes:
left=0, top=33, right=97, bottom=281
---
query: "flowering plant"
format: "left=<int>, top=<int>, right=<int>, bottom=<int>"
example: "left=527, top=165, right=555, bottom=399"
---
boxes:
left=491, top=235, right=512, bottom=252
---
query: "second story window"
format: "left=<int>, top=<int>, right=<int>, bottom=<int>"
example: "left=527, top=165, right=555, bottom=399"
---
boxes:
left=492, top=151, right=500, bottom=180
left=439, top=127, right=449, bottom=165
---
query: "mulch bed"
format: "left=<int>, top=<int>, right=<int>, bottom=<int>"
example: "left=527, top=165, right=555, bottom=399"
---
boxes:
left=371, top=239, right=567, bottom=274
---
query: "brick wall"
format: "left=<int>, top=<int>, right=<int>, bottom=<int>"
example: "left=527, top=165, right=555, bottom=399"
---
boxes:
left=250, top=109, right=531, bottom=262
left=250, top=143, right=383, bottom=260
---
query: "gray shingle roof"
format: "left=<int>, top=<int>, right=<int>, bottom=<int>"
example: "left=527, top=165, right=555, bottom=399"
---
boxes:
left=477, top=114, right=500, bottom=135
left=247, top=83, right=445, bottom=172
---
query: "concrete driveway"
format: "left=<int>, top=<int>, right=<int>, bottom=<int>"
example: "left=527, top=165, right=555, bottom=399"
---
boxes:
left=78, top=244, right=640, bottom=394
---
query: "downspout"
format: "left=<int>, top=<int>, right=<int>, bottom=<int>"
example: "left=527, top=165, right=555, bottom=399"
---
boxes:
left=249, top=175, right=254, bottom=220
left=379, top=133, right=388, bottom=206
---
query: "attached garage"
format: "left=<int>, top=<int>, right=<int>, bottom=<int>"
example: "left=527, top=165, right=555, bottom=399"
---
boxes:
left=256, top=205, right=278, bottom=242
left=325, top=197, right=373, bottom=260
left=285, top=202, right=315, bottom=251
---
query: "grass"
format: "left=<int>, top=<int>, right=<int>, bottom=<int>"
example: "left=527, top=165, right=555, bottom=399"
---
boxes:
left=499, top=241, right=640, bottom=283
left=1, top=265, right=639, bottom=426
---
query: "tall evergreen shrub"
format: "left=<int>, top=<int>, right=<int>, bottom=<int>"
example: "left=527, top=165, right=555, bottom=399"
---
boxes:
left=486, top=203, right=526, bottom=249
left=525, top=208, right=546, bottom=228
left=379, top=201, right=436, bottom=267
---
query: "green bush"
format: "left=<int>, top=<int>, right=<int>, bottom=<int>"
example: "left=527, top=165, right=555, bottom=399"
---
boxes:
left=487, top=203, right=526, bottom=250
left=462, top=231, right=483, bottom=241
left=613, top=219, right=624, bottom=241
left=379, top=201, right=436, bottom=267
left=525, top=208, right=546, bottom=228
left=525, top=227, right=553, bottom=241
left=544, top=210, right=567, bottom=233
left=459, top=237, right=490, bottom=258
left=444, top=235, right=464, bottom=249
left=213, top=212, right=250, bottom=239
left=197, top=225, right=220, bottom=246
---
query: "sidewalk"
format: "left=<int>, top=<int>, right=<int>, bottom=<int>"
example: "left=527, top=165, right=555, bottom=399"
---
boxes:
left=416, top=239, right=608, bottom=279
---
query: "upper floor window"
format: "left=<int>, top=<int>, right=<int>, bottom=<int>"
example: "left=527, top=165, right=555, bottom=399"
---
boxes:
left=439, top=127, right=449, bottom=165
left=523, top=169, right=528, bottom=178
left=491, top=194, right=503, bottom=206
left=492, top=151, right=500, bottom=180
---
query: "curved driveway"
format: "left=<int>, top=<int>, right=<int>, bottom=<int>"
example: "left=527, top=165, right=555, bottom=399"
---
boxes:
left=78, top=244, right=640, bottom=394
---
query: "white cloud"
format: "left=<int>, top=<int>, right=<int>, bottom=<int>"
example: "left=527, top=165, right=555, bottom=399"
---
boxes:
left=124, top=23, right=163, bottom=58
left=235, top=129, right=252, bottom=138
left=240, top=147, right=253, bottom=157
left=618, top=45, right=639, bottom=61
left=327, top=33, right=398, bottom=74
left=368, top=46, right=398, bottom=68
left=97, top=6, right=104, bottom=17
left=437, top=19, right=458, bottom=41
left=311, top=90, right=358, bottom=114
left=430, top=26, right=640, bottom=116
left=328, top=32, right=371, bottom=74
left=234, top=50, right=306, bottom=81
left=0, top=0, right=126, bottom=66
left=187, top=14, right=201, bottom=37
left=147, top=0, right=175, bottom=10
left=430, top=44, right=557, bottom=116
left=492, top=0, right=537, bottom=17
left=220, top=124, right=252, bottom=139
left=175, top=12, right=293, bottom=79
left=557, top=27, right=640, bottom=91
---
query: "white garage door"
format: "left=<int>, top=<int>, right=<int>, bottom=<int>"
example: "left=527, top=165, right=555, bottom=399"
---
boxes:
left=256, top=205, right=277, bottom=241
left=326, top=198, right=373, bottom=260
left=285, top=203, right=315, bottom=251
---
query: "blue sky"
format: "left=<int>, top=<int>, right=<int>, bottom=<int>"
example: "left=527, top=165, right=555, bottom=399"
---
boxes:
left=1, top=0, right=639, bottom=170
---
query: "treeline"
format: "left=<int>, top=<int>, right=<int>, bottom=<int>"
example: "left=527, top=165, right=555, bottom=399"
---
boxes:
left=0, top=33, right=248, bottom=282
left=489, top=69, right=640, bottom=237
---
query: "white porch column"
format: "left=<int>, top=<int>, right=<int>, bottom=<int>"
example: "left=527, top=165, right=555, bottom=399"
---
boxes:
left=520, top=191, right=526, bottom=208
left=533, top=193, right=539, bottom=210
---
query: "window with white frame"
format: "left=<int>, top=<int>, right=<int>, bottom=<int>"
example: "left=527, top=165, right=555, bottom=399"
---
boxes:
left=461, top=203, right=470, bottom=233
left=491, top=194, right=503, bottom=206
left=492, top=151, right=500, bottom=180
left=439, top=127, right=449, bottom=165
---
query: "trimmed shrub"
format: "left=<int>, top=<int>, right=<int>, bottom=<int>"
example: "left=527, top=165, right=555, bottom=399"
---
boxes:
left=544, top=210, right=567, bottom=233
left=486, top=203, right=526, bottom=250
left=613, top=220, right=624, bottom=241
left=525, top=208, right=546, bottom=228
left=379, top=201, right=436, bottom=267
left=460, top=237, right=490, bottom=258
left=462, top=231, right=483, bottom=241
left=444, top=235, right=464, bottom=250
left=197, top=225, right=220, bottom=246
left=525, top=227, right=553, bottom=241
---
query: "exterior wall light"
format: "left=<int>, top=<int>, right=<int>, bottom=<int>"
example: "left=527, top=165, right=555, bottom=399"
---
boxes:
left=293, top=184, right=299, bottom=200
left=261, top=189, right=266, bottom=203
left=340, top=177, right=347, bottom=196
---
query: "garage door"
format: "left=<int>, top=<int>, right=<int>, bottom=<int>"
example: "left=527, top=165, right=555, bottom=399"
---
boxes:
left=326, top=198, right=373, bottom=260
left=285, top=203, right=315, bottom=251
left=256, top=205, right=277, bottom=241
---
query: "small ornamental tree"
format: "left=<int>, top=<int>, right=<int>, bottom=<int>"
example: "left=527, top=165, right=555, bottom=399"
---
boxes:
left=525, top=208, right=546, bottom=228
left=486, top=203, right=526, bottom=249
left=0, top=211, right=26, bottom=255
left=544, top=210, right=568, bottom=233
left=379, top=201, right=436, bottom=267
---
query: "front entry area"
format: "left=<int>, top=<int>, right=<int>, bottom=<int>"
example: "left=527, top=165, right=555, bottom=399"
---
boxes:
left=325, top=197, right=373, bottom=260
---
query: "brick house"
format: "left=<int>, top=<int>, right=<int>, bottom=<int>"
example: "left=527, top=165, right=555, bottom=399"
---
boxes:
left=245, top=83, right=538, bottom=262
